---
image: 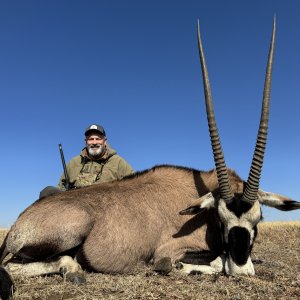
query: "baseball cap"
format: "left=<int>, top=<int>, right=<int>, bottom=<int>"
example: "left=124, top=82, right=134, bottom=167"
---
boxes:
left=84, top=124, right=106, bottom=136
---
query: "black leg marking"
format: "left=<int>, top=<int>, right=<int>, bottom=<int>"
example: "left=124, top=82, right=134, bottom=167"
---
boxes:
left=180, top=250, right=219, bottom=265
left=0, top=267, right=14, bottom=300
left=189, top=270, right=203, bottom=275
left=19, top=243, right=61, bottom=261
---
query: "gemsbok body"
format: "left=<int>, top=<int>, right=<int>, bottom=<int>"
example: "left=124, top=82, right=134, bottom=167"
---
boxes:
left=0, top=19, right=299, bottom=300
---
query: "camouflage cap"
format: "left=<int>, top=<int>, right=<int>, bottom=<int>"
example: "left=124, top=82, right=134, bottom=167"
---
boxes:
left=85, top=124, right=106, bottom=136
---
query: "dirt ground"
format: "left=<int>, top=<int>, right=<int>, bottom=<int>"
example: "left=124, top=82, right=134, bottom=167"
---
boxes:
left=0, top=222, right=299, bottom=300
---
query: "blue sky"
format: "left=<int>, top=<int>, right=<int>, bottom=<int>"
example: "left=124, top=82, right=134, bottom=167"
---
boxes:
left=0, top=0, right=299, bottom=226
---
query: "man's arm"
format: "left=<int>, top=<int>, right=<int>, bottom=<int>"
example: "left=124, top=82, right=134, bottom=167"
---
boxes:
left=57, top=157, right=81, bottom=189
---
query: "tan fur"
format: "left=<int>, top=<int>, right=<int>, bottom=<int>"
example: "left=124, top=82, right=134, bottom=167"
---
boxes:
left=6, top=256, right=82, bottom=278
left=1, top=166, right=243, bottom=274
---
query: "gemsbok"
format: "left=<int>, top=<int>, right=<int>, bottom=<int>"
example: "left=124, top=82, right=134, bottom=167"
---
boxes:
left=0, top=18, right=299, bottom=300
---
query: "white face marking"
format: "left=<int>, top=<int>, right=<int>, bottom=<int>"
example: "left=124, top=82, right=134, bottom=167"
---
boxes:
left=218, top=199, right=261, bottom=237
left=200, top=192, right=216, bottom=209
left=217, top=198, right=261, bottom=275
left=225, top=255, right=255, bottom=276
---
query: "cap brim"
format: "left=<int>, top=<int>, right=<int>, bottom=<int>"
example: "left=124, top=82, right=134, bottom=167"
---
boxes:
left=85, top=129, right=105, bottom=136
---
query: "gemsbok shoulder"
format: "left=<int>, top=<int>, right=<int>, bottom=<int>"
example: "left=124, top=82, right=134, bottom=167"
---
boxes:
left=0, top=18, right=299, bottom=300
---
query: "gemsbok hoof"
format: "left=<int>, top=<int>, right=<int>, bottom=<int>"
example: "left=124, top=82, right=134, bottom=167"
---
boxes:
left=175, top=262, right=183, bottom=270
left=153, top=257, right=172, bottom=275
left=66, top=272, right=86, bottom=284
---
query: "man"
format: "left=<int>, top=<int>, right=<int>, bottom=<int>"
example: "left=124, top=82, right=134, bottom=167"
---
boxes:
left=58, top=124, right=134, bottom=189
left=39, top=124, right=134, bottom=198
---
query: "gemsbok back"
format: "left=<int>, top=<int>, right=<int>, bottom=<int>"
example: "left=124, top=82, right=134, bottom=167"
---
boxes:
left=0, top=18, right=299, bottom=300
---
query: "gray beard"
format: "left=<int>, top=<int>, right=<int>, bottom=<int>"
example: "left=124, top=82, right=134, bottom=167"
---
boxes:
left=87, top=145, right=106, bottom=159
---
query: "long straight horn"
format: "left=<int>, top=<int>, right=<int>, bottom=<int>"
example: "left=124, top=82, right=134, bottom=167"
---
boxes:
left=243, top=18, right=276, bottom=203
left=197, top=20, right=234, bottom=202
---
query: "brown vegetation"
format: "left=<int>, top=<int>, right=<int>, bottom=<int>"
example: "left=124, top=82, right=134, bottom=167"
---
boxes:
left=1, top=222, right=299, bottom=300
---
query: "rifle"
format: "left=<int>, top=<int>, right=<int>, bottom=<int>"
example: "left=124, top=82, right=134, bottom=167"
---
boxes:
left=58, top=143, right=71, bottom=190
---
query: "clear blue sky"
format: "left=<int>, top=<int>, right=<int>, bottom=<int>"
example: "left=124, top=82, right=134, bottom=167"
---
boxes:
left=0, top=1, right=299, bottom=227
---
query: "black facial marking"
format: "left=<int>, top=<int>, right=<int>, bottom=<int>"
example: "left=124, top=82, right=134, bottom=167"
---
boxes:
left=220, top=222, right=227, bottom=251
left=228, top=227, right=251, bottom=265
left=249, top=225, right=258, bottom=254
left=226, top=199, right=253, bottom=217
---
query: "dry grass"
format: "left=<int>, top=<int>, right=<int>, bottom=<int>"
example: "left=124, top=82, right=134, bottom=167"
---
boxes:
left=1, top=222, right=300, bottom=300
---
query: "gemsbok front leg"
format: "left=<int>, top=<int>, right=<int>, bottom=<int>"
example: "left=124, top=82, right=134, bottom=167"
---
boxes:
left=175, top=255, right=226, bottom=275
left=5, top=255, right=85, bottom=284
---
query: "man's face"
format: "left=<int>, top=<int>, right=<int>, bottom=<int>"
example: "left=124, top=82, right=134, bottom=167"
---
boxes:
left=85, top=133, right=107, bottom=159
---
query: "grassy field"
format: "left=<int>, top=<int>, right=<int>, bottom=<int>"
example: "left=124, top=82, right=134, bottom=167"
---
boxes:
left=1, top=222, right=299, bottom=300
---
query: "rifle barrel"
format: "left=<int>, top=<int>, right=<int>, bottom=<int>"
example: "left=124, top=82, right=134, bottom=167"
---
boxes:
left=59, top=143, right=70, bottom=190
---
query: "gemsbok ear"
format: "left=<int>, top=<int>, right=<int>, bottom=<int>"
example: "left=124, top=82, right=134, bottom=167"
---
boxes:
left=179, top=192, right=216, bottom=215
left=258, top=189, right=300, bottom=211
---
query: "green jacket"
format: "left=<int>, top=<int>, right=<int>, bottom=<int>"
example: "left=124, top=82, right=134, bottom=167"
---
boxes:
left=58, top=146, right=134, bottom=189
